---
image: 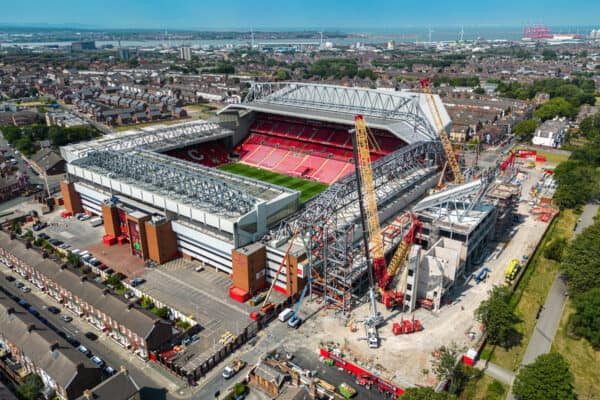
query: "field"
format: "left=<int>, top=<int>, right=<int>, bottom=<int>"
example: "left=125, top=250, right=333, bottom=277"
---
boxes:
left=219, top=163, right=328, bottom=203
left=487, top=209, right=577, bottom=370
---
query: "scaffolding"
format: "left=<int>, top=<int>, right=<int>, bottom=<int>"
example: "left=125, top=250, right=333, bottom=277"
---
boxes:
left=274, top=140, right=444, bottom=313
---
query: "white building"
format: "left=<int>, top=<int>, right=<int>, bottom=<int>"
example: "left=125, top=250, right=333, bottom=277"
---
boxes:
left=532, top=117, right=567, bottom=148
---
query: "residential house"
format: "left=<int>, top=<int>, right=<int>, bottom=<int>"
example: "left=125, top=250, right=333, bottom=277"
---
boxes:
left=532, top=118, right=567, bottom=148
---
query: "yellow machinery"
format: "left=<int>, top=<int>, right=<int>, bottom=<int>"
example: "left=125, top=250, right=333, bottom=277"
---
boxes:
left=420, top=78, right=464, bottom=185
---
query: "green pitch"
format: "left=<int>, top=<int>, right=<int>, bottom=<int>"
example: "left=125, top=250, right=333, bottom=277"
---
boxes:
left=219, top=163, right=328, bottom=203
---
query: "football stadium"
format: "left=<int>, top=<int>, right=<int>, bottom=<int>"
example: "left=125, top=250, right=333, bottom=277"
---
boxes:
left=60, top=82, right=448, bottom=300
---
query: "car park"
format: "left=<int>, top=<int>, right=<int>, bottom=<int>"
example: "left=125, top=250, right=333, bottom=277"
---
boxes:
left=47, top=306, right=60, bottom=314
left=84, top=332, right=98, bottom=341
left=60, top=315, right=73, bottom=323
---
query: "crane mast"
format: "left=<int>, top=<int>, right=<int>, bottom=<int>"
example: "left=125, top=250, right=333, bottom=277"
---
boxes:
left=350, top=115, right=383, bottom=345
left=420, top=78, right=464, bottom=185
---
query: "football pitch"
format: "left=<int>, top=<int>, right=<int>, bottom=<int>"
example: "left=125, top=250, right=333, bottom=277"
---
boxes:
left=219, top=163, right=328, bottom=203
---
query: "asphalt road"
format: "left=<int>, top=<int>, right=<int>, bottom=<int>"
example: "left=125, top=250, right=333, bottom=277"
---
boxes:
left=574, top=202, right=599, bottom=236
left=0, top=268, right=171, bottom=400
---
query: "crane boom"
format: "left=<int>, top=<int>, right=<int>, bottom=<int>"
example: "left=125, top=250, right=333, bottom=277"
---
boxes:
left=261, top=228, right=299, bottom=311
left=420, top=78, right=464, bottom=184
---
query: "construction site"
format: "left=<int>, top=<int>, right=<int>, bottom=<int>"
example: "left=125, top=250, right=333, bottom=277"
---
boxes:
left=54, top=80, right=561, bottom=397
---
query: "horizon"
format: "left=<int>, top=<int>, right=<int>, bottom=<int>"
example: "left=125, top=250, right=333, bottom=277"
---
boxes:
left=1, top=0, right=599, bottom=31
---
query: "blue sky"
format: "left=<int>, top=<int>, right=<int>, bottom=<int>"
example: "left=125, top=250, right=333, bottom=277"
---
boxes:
left=1, top=0, right=599, bottom=30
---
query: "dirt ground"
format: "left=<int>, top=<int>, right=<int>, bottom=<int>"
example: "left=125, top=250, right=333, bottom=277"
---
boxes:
left=284, top=166, right=551, bottom=388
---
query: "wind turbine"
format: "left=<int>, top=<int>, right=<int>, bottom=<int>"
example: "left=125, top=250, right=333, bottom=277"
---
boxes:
left=459, top=25, right=465, bottom=42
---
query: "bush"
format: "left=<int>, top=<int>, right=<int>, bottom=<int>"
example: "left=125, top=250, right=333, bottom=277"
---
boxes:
left=151, top=306, right=169, bottom=319
left=487, top=380, right=506, bottom=398
left=479, top=348, right=492, bottom=360
left=569, top=288, right=600, bottom=349
left=176, top=320, right=191, bottom=331
left=544, top=237, right=567, bottom=262
left=233, top=383, right=246, bottom=396
left=140, top=296, right=155, bottom=309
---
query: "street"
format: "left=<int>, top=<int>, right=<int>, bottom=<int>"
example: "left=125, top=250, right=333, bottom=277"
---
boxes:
left=0, top=267, right=180, bottom=400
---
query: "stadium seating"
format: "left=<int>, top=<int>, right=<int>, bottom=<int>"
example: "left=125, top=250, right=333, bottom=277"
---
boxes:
left=234, top=114, right=404, bottom=184
left=165, top=141, right=229, bottom=167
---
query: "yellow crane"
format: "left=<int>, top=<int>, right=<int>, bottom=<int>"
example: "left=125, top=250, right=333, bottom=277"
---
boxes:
left=352, top=115, right=421, bottom=310
left=420, top=78, right=464, bottom=185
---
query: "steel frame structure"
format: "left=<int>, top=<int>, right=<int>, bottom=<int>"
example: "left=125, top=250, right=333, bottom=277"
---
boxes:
left=62, top=120, right=233, bottom=162
left=73, top=149, right=258, bottom=217
left=274, top=140, right=443, bottom=313
left=243, top=82, right=439, bottom=141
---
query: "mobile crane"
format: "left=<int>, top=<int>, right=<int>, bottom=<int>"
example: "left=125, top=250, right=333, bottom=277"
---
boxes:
left=419, top=78, right=464, bottom=185
left=351, top=115, right=423, bottom=316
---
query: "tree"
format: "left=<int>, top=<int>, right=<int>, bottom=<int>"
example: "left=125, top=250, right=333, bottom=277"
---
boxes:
left=544, top=237, right=567, bottom=262
left=473, top=86, right=485, bottom=95
left=151, top=306, right=170, bottom=319
left=561, top=220, right=600, bottom=296
left=431, top=343, right=465, bottom=395
left=275, top=69, right=290, bottom=81
left=552, top=160, right=599, bottom=208
left=513, top=353, right=575, bottom=400
left=512, top=119, right=537, bottom=141
left=475, top=286, right=519, bottom=347
left=399, top=387, right=456, bottom=400
left=67, top=252, right=82, bottom=267
left=533, top=97, right=577, bottom=121
left=570, top=288, right=600, bottom=349
left=17, top=374, right=44, bottom=400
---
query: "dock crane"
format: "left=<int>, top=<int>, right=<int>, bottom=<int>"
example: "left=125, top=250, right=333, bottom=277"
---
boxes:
left=419, top=78, right=464, bottom=185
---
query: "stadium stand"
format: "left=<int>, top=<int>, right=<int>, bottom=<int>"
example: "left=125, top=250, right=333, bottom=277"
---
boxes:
left=165, top=140, right=230, bottom=167
left=233, top=114, right=404, bottom=184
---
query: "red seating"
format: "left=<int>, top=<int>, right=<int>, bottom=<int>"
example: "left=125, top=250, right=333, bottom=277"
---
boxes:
left=165, top=141, right=230, bottom=167
left=239, top=115, right=405, bottom=184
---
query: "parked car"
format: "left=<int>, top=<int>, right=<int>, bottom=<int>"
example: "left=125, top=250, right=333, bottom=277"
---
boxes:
left=130, top=277, right=145, bottom=287
left=60, top=315, right=73, bottom=323
left=47, top=306, right=60, bottom=314
left=32, top=222, right=47, bottom=231
left=21, top=286, right=31, bottom=293
left=66, top=336, right=80, bottom=347
left=90, top=356, right=105, bottom=367
left=124, top=290, right=135, bottom=300
left=4, top=275, right=15, bottom=282
left=104, top=268, right=114, bottom=276
left=77, top=345, right=92, bottom=357
left=99, top=264, right=108, bottom=271
left=84, top=332, right=98, bottom=341
left=104, top=366, right=116, bottom=376
left=37, top=233, right=50, bottom=240
left=78, top=215, right=91, bottom=221
left=14, top=281, right=24, bottom=288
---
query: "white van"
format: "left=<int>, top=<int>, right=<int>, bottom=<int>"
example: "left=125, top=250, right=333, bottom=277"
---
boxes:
left=278, top=308, right=294, bottom=322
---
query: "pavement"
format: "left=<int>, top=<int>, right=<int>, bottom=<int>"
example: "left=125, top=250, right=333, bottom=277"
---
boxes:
left=574, top=202, right=599, bottom=236
left=474, top=360, right=514, bottom=386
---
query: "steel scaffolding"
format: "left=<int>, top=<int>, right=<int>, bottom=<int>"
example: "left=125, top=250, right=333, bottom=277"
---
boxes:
left=274, top=140, right=444, bottom=313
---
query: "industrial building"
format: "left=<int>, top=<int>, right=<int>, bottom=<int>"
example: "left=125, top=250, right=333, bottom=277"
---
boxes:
left=57, top=82, right=510, bottom=313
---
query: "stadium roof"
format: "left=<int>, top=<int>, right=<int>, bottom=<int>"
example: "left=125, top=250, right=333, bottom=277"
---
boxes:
left=70, top=149, right=294, bottom=219
left=220, top=82, right=451, bottom=144
left=60, top=120, right=233, bottom=163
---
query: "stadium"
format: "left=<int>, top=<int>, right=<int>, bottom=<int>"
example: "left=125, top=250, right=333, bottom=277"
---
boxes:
left=60, top=82, right=448, bottom=302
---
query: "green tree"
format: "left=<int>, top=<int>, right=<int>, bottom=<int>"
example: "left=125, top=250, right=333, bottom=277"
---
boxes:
left=67, top=252, right=82, bottom=267
left=561, top=221, right=600, bottom=296
left=431, top=343, right=465, bottom=395
left=570, top=288, right=600, bottom=349
left=512, top=119, right=537, bottom=141
left=513, top=353, right=575, bottom=400
left=533, top=97, right=577, bottom=121
left=475, top=286, right=519, bottom=347
left=543, top=237, right=567, bottom=262
left=275, top=69, right=291, bottom=81
left=473, top=86, right=485, bottom=95
left=151, top=306, right=170, bottom=319
left=17, top=374, right=44, bottom=400
left=399, top=387, right=456, bottom=399
left=233, top=383, right=247, bottom=397
left=553, top=160, right=599, bottom=209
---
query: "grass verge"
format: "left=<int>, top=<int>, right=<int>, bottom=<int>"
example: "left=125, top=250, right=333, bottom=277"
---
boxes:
left=219, top=163, right=328, bottom=203
left=460, top=374, right=508, bottom=400
left=551, top=300, right=600, bottom=397
left=487, top=209, right=577, bottom=370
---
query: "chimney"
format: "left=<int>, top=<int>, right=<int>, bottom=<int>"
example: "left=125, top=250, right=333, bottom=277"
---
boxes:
left=83, top=389, right=93, bottom=400
left=50, top=341, right=59, bottom=351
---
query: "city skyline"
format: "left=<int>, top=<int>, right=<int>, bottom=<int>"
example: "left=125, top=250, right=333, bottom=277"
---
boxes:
left=1, top=0, right=600, bottom=30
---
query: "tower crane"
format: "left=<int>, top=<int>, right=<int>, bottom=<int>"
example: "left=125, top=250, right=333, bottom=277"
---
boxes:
left=419, top=78, right=464, bottom=185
